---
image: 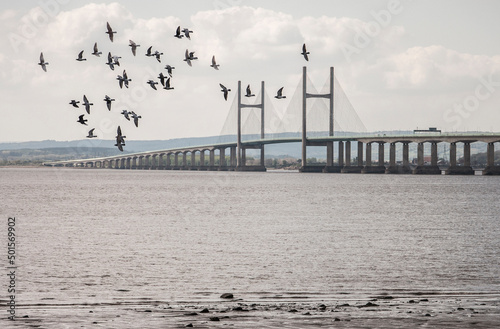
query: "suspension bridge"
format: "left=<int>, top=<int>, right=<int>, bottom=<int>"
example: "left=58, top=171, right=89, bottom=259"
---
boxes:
left=44, top=67, right=500, bottom=175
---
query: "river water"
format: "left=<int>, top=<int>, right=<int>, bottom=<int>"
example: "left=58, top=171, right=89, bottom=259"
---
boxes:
left=1, top=167, right=499, bottom=327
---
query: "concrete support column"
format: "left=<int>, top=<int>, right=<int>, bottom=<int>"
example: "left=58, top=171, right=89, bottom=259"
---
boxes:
left=365, top=143, right=372, bottom=166
left=378, top=142, right=385, bottom=166
left=165, top=154, right=171, bottom=168
left=241, top=148, right=246, bottom=166
left=338, top=141, right=344, bottom=167
left=431, top=142, right=438, bottom=166
left=357, top=141, right=363, bottom=166
left=174, top=153, right=179, bottom=167
left=209, top=149, right=215, bottom=168
left=450, top=142, right=457, bottom=167
left=345, top=141, right=351, bottom=167
left=403, top=142, right=409, bottom=166
left=326, top=141, right=333, bottom=166
left=158, top=154, right=164, bottom=169
left=138, top=156, right=144, bottom=169
left=151, top=155, right=157, bottom=169
left=191, top=151, right=196, bottom=168
left=199, top=151, right=205, bottom=168
left=389, top=143, right=396, bottom=167
left=230, top=146, right=236, bottom=168
left=417, top=143, right=424, bottom=166
left=487, top=142, right=495, bottom=166
left=219, top=148, right=226, bottom=169
left=463, top=142, right=471, bottom=167
left=182, top=152, right=187, bottom=168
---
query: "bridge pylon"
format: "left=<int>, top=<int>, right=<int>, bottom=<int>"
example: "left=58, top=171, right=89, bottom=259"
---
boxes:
left=236, top=80, right=266, bottom=171
left=300, top=66, right=338, bottom=172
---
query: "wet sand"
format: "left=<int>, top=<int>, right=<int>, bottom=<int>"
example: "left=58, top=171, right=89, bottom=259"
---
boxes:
left=3, top=294, right=499, bottom=328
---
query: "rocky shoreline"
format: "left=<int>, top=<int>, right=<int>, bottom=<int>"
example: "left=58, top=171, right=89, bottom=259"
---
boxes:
left=4, top=294, right=499, bottom=328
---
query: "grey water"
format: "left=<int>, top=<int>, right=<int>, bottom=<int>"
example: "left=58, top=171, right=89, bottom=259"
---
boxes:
left=2, top=167, right=500, bottom=307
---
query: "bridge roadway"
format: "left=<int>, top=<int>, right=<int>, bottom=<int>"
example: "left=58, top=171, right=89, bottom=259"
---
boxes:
left=44, top=132, right=500, bottom=175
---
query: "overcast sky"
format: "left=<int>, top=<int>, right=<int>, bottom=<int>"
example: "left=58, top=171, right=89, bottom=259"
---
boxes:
left=1, top=0, right=500, bottom=143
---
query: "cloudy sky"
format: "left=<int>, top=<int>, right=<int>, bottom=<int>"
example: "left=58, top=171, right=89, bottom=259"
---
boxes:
left=1, top=0, right=500, bottom=143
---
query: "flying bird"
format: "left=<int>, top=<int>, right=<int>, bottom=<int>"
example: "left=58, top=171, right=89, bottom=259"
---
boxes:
left=122, top=70, right=131, bottom=88
left=164, top=64, right=175, bottom=77
left=147, top=80, right=158, bottom=90
left=77, top=114, right=88, bottom=125
left=219, top=83, right=231, bottom=101
left=106, top=22, right=116, bottom=42
left=69, top=100, right=80, bottom=108
left=103, top=95, right=115, bottom=111
left=115, top=126, right=126, bottom=151
left=183, top=49, right=197, bottom=66
left=158, top=72, right=166, bottom=87
left=210, top=55, right=219, bottom=70
left=301, top=43, right=310, bottom=61
left=145, top=46, right=154, bottom=57
left=154, top=50, right=163, bottom=63
left=86, top=128, right=97, bottom=138
left=174, top=26, right=184, bottom=39
left=163, top=77, right=174, bottom=90
left=130, top=111, right=142, bottom=127
left=38, top=52, right=48, bottom=72
left=275, top=87, right=286, bottom=99
left=91, top=42, right=102, bottom=57
left=105, top=52, right=115, bottom=70
left=112, top=55, right=121, bottom=66
left=121, top=110, right=130, bottom=121
left=245, top=85, right=255, bottom=97
left=182, top=27, right=193, bottom=39
left=82, top=95, right=93, bottom=114
left=76, top=50, right=86, bottom=61
left=129, top=40, right=140, bottom=56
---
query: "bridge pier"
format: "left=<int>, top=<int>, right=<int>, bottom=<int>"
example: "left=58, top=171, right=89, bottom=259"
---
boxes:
left=413, top=142, right=441, bottom=174
left=445, top=142, right=474, bottom=175
left=362, top=141, right=385, bottom=173
left=483, top=142, right=500, bottom=175
left=341, top=141, right=363, bottom=173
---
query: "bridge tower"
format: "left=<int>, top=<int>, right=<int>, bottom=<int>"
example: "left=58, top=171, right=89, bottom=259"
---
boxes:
left=300, top=66, right=336, bottom=172
left=236, top=80, right=266, bottom=171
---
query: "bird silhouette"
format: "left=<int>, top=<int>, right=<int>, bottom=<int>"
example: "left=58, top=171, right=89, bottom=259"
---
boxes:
left=165, top=64, right=175, bottom=77
left=105, top=52, right=115, bottom=70
left=182, top=27, right=193, bottom=39
left=163, top=77, right=174, bottom=90
left=129, top=40, right=140, bottom=56
left=91, top=42, right=102, bottom=57
left=76, top=50, right=86, bottom=61
left=122, top=70, right=131, bottom=88
left=183, top=49, right=198, bottom=66
left=301, top=43, right=310, bottom=61
left=77, top=114, right=88, bottom=125
left=106, top=22, right=116, bottom=42
left=130, top=111, right=142, bottom=127
left=121, top=110, right=130, bottom=121
left=115, top=126, right=126, bottom=151
left=103, top=95, right=115, bottom=111
left=275, top=87, right=286, bottom=99
left=145, top=46, right=153, bottom=57
left=38, top=52, right=48, bottom=72
left=245, top=85, right=255, bottom=97
left=147, top=80, right=158, bottom=90
left=86, top=128, right=97, bottom=138
left=158, top=72, right=166, bottom=87
left=82, top=95, right=93, bottom=114
left=154, top=50, right=163, bottom=63
left=211, top=55, right=219, bottom=70
left=112, top=55, right=121, bottom=67
left=69, top=100, right=80, bottom=108
left=174, top=26, right=184, bottom=39
left=219, top=83, right=231, bottom=101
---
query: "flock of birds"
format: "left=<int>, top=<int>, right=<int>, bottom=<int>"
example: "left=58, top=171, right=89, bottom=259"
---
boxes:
left=37, top=22, right=311, bottom=152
